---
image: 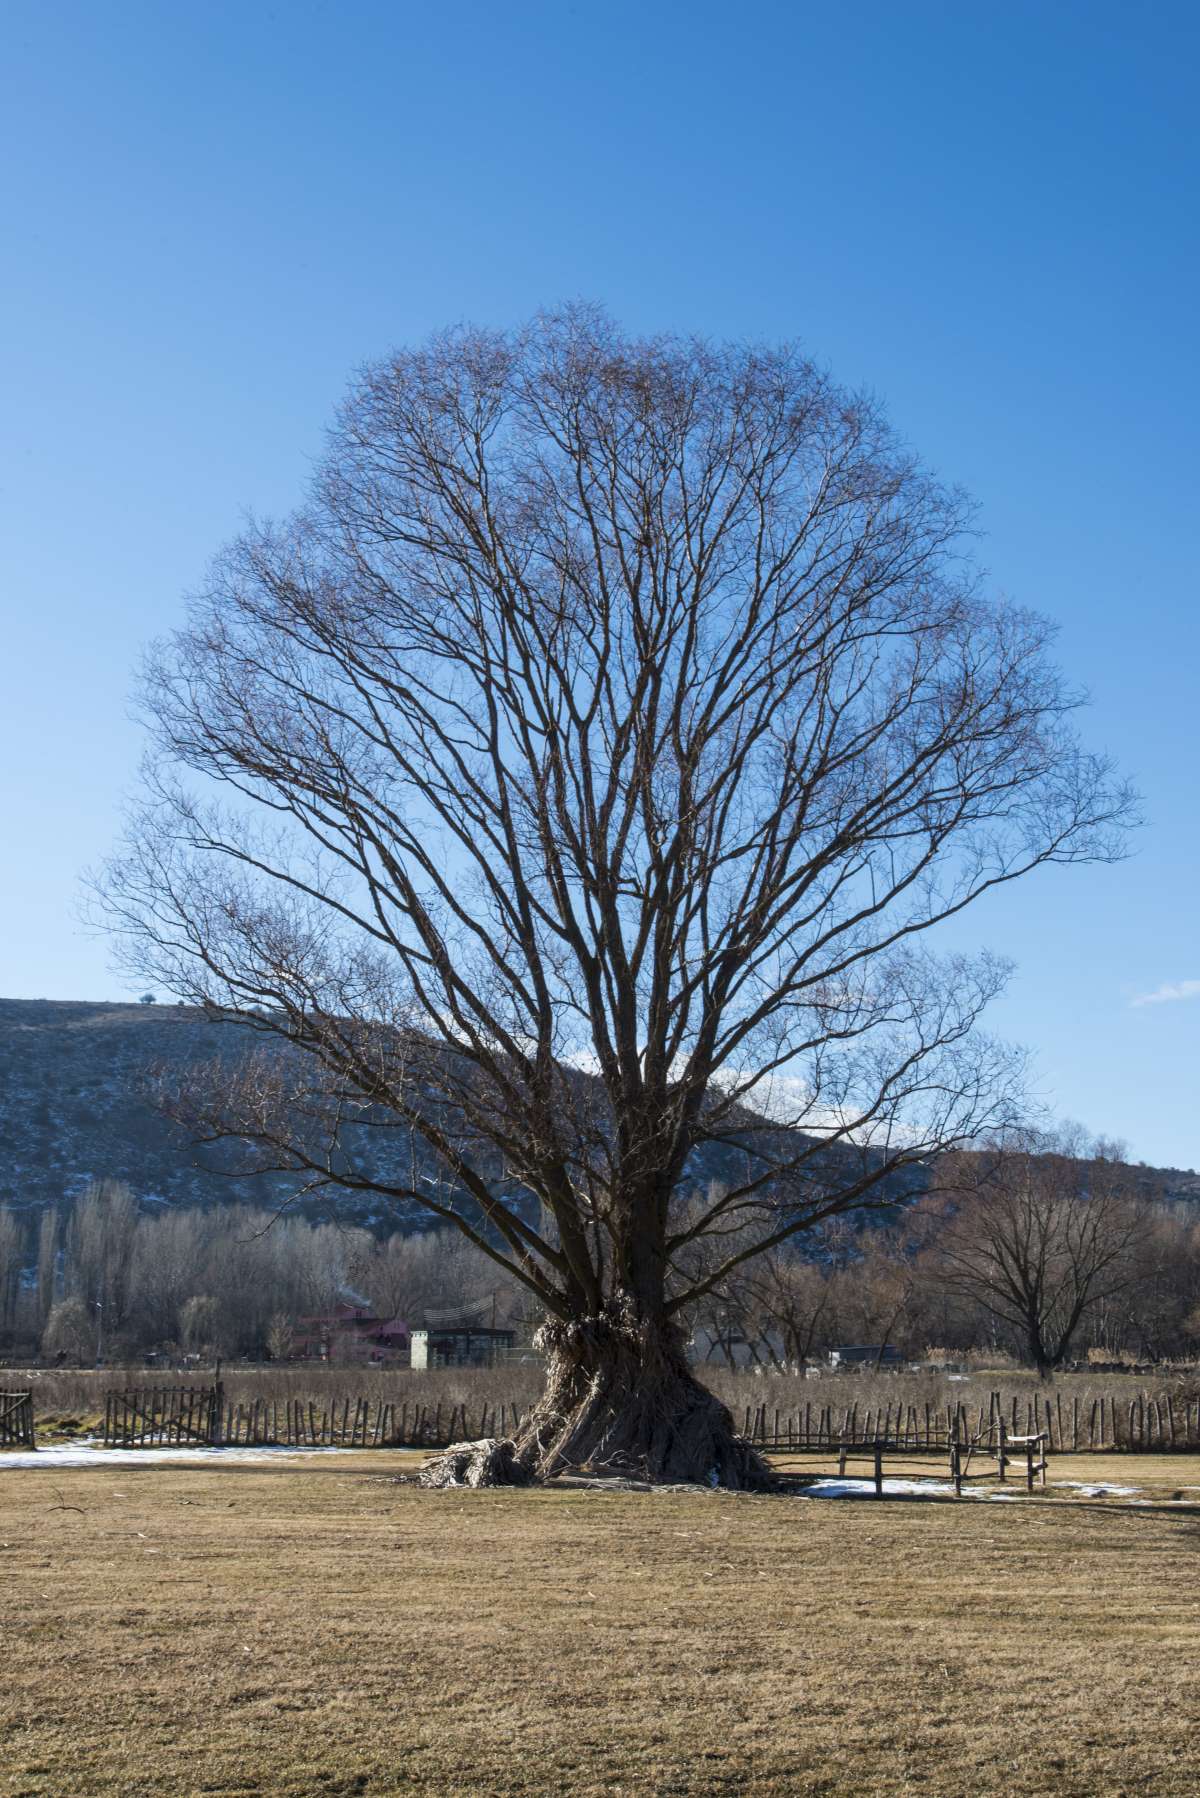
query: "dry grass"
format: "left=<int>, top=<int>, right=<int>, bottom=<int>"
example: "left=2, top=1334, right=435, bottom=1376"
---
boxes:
left=14, top=1362, right=1200, bottom=1447
left=5, top=1363, right=546, bottom=1418
left=3, top=1452, right=1200, bottom=1795
left=703, top=1362, right=1200, bottom=1426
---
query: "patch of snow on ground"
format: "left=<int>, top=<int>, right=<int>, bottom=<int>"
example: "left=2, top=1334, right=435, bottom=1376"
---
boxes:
left=0, top=1439, right=391, bottom=1471
left=1053, top=1481, right=1140, bottom=1497
left=800, top=1476, right=1020, bottom=1501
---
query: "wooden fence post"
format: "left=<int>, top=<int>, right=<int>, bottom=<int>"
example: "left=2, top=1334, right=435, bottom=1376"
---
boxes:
left=950, top=1421, right=962, bottom=1498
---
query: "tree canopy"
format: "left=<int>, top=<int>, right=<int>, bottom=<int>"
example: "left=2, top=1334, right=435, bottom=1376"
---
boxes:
left=100, top=307, right=1132, bottom=1483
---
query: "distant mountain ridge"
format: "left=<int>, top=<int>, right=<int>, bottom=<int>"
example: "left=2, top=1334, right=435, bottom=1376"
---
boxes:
left=1, top=998, right=1196, bottom=1226
left=0, top=997, right=404, bottom=1225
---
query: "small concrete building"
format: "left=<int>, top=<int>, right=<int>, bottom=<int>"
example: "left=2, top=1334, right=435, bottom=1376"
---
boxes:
left=827, top=1344, right=904, bottom=1370
left=409, top=1325, right=517, bottom=1369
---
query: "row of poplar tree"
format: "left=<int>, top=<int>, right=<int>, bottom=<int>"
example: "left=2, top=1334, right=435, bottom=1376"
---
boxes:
left=2, top=1143, right=1198, bottom=1371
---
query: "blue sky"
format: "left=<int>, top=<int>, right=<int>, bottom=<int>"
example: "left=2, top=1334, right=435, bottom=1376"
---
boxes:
left=1, top=1, right=1196, bottom=1165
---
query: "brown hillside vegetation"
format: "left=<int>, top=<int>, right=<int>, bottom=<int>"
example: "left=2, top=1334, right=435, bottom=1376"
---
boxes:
left=2, top=1456, right=1199, bottom=1795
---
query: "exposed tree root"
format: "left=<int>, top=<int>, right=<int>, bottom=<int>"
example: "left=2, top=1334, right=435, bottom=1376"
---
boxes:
left=418, top=1306, right=776, bottom=1493
left=418, top=1437, right=534, bottom=1489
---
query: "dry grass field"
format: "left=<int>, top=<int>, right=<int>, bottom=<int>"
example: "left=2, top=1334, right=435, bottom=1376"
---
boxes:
left=12, top=1359, right=1200, bottom=1444
left=3, top=1452, right=1200, bottom=1796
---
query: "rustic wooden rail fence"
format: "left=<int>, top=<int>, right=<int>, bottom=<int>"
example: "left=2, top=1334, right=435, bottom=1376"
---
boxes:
left=832, top=1421, right=1048, bottom=1498
left=741, top=1388, right=1200, bottom=1455
left=104, top=1385, right=221, bottom=1447
left=95, top=1384, right=1200, bottom=1455
left=103, top=1384, right=525, bottom=1450
left=0, top=1391, right=35, bottom=1449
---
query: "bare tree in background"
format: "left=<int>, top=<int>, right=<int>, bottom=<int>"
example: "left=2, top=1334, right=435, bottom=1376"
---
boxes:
left=97, top=307, right=1131, bottom=1486
left=678, top=1207, right=840, bottom=1369
left=66, top=1181, right=138, bottom=1352
left=129, top=1208, right=204, bottom=1346
left=41, top=1296, right=92, bottom=1364
left=742, top=1252, right=838, bottom=1366
left=352, top=1229, right=516, bottom=1330
left=1116, top=1208, right=1200, bottom=1362
left=0, top=1209, right=23, bottom=1349
left=179, top=1294, right=220, bottom=1358
left=36, top=1209, right=58, bottom=1335
left=828, top=1225, right=920, bottom=1365
left=929, top=1132, right=1140, bottom=1374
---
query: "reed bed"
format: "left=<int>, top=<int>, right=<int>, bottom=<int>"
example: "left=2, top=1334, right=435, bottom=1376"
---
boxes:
left=5, top=1361, right=546, bottom=1430
left=703, top=1362, right=1200, bottom=1424
left=11, top=1359, right=1200, bottom=1445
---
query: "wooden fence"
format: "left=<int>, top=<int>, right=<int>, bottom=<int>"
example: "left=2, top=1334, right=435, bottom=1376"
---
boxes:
left=832, top=1424, right=1048, bottom=1497
left=98, top=1384, right=1200, bottom=1455
left=0, top=1391, right=35, bottom=1449
left=104, top=1385, right=222, bottom=1447
left=103, top=1384, right=524, bottom=1450
left=741, top=1388, right=1200, bottom=1455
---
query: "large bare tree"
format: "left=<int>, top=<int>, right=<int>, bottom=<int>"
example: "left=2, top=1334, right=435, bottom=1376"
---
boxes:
left=98, top=307, right=1131, bottom=1485
left=928, top=1132, right=1140, bottom=1374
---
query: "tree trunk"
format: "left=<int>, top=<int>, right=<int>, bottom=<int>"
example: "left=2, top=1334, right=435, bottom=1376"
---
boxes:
left=1027, top=1322, right=1053, bottom=1381
left=420, top=1302, right=771, bottom=1491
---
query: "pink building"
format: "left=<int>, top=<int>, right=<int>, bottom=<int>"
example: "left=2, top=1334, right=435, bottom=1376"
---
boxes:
left=290, top=1302, right=409, bottom=1365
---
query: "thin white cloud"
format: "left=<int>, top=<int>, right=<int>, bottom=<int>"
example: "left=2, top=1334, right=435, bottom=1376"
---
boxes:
left=1131, top=979, right=1200, bottom=1009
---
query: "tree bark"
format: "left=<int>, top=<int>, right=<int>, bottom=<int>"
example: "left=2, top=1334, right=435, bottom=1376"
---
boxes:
left=420, top=1301, right=771, bottom=1490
